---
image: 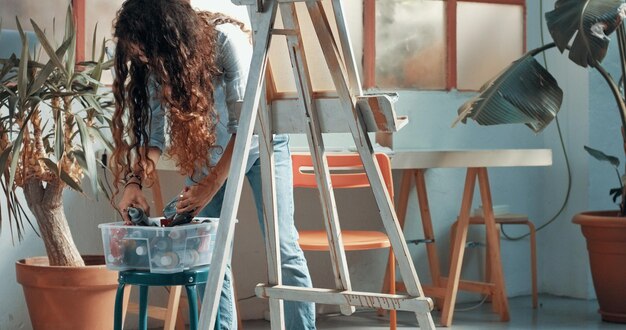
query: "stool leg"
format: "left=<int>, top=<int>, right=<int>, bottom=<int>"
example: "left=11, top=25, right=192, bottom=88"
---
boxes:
left=114, top=283, right=126, bottom=330
left=529, top=221, right=538, bottom=308
left=139, top=285, right=149, bottom=330
left=185, top=285, right=199, bottom=330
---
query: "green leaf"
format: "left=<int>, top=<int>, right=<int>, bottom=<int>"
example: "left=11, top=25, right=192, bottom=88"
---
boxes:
left=54, top=112, right=64, bottom=162
left=71, top=150, right=88, bottom=170
left=88, top=37, right=107, bottom=93
left=82, top=94, right=104, bottom=113
left=16, top=20, right=29, bottom=103
left=0, top=54, right=18, bottom=82
left=87, top=126, right=113, bottom=152
left=64, top=5, right=76, bottom=80
left=584, top=145, right=620, bottom=167
left=610, top=187, right=622, bottom=202
left=546, top=0, right=624, bottom=67
left=40, top=157, right=83, bottom=193
left=75, top=116, right=98, bottom=194
left=28, top=37, right=73, bottom=96
left=60, top=168, right=84, bottom=194
left=30, top=20, right=68, bottom=76
left=8, top=96, right=17, bottom=121
left=91, top=22, right=98, bottom=61
left=454, top=52, right=563, bottom=133
left=0, top=144, right=13, bottom=175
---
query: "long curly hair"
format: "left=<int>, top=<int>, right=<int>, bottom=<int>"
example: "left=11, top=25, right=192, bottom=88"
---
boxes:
left=110, top=0, right=246, bottom=189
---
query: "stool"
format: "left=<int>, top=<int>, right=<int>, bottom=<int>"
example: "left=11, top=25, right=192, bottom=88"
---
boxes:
left=450, top=214, right=537, bottom=308
left=114, top=266, right=218, bottom=330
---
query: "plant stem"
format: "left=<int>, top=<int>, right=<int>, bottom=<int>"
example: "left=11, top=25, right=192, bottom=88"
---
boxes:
left=617, top=23, right=626, bottom=216
left=592, top=29, right=626, bottom=216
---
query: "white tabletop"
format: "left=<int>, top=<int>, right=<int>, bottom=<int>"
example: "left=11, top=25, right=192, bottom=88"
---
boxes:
left=158, top=148, right=553, bottom=171
left=390, top=149, right=552, bottom=170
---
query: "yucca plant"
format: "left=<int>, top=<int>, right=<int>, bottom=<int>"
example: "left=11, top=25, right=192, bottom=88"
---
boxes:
left=0, top=7, right=114, bottom=266
left=454, top=0, right=626, bottom=216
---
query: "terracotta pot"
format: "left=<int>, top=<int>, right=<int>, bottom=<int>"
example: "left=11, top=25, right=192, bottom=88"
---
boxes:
left=15, top=255, right=124, bottom=330
left=573, top=211, right=626, bottom=323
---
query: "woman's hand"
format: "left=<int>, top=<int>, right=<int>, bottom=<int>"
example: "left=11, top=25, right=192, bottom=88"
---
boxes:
left=177, top=136, right=233, bottom=216
left=176, top=175, right=222, bottom=216
left=118, top=184, right=150, bottom=224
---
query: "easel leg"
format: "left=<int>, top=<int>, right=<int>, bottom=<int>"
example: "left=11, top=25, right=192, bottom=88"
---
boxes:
left=197, top=1, right=279, bottom=329
left=258, top=71, right=285, bottom=329
left=306, top=3, right=435, bottom=328
left=279, top=2, right=354, bottom=316
left=441, top=168, right=477, bottom=327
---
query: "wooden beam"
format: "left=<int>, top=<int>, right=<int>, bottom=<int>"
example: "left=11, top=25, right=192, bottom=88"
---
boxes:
left=71, top=0, right=86, bottom=62
left=362, top=0, right=375, bottom=89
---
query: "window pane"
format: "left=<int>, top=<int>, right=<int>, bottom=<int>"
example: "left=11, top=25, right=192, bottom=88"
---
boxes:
left=1, top=0, right=70, bottom=43
left=375, top=0, right=446, bottom=90
left=457, top=3, right=524, bottom=91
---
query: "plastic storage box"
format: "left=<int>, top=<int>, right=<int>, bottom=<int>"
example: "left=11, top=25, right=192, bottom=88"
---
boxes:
left=99, top=218, right=218, bottom=274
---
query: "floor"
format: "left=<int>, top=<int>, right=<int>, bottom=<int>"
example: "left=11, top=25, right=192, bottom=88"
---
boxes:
left=241, top=294, right=626, bottom=329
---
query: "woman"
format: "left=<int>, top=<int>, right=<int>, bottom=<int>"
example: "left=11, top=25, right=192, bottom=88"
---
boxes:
left=110, top=0, right=316, bottom=329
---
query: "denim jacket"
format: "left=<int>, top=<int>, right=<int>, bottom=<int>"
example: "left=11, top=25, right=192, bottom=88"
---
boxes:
left=147, top=23, right=260, bottom=181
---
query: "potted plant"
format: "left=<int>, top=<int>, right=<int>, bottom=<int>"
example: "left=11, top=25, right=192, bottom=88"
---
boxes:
left=1, top=7, right=120, bottom=329
left=454, top=0, right=626, bottom=323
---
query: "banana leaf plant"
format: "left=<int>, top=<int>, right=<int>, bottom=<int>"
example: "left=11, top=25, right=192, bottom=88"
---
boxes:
left=0, top=6, right=114, bottom=266
left=454, top=0, right=626, bottom=216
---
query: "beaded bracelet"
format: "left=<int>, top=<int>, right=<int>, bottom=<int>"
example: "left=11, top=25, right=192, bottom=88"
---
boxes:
left=123, top=172, right=143, bottom=189
left=124, top=172, right=143, bottom=182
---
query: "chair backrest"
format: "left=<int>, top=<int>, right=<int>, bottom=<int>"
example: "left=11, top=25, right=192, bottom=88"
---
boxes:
left=291, top=153, right=394, bottom=200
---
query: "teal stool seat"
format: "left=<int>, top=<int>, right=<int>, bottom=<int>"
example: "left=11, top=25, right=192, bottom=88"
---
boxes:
left=114, top=265, right=217, bottom=330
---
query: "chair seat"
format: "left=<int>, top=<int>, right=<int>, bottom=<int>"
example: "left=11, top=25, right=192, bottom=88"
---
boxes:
left=298, top=230, right=391, bottom=251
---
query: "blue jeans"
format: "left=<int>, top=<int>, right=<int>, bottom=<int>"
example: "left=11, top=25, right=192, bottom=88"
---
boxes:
left=196, top=134, right=316, bottom=329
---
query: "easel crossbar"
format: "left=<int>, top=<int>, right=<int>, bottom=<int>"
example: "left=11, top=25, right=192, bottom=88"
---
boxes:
left=255, top=284, right=434, bottom=313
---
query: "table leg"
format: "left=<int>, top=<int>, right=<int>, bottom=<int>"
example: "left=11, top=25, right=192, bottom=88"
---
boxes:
left=476, top=168, right=510, bottom=321
left=415, top=169, right=442, bottom=292
left=440, top=168, right=477, bottom=327
left=380, top=169, right=413, bottom=315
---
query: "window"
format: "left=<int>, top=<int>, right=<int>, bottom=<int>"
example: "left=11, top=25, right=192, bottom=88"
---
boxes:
left=2, top=0, right=70, bottom=43
left=363, top=0, right=526, bottom=91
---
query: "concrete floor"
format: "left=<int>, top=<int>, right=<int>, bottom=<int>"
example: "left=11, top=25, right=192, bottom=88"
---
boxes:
left=241, top=295, right=626, bottom=329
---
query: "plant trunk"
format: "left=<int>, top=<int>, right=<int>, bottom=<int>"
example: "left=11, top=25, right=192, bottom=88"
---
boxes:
left=22, top=178, right=84, bottom=267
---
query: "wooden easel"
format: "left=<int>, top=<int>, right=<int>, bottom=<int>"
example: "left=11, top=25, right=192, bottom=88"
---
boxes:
left=198, top=1, right=435, bottom=329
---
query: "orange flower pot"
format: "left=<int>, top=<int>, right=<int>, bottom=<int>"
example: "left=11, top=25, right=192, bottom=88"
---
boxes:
left=573, top=211, right=626, bottom=323
left=15, top=255, right=125, bottom=330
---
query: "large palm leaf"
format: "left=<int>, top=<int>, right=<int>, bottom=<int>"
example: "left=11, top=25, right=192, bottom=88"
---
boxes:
left=454, top=48, right=563, bottom=133
left=546, top=0, right=625, bottom=68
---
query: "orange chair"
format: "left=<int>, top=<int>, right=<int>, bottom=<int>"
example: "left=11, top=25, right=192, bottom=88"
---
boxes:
left=292, top=153, right=397, bottom=330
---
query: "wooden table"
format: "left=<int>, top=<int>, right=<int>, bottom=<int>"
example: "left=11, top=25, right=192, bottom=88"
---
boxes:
left=390, top=149, right=552, bottom=326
